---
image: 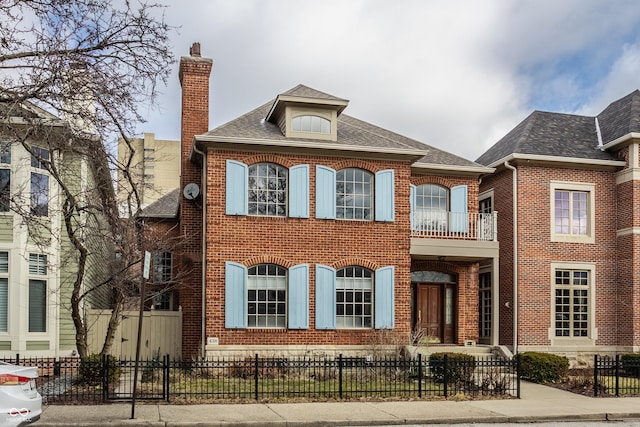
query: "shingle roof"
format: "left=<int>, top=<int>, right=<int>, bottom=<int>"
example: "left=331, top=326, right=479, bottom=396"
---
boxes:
left=476, top=89, right=640, bottom=166
left=203, top=85, right=483, bottom=168
left=475, top=110, right=618, bottom=166
left=597, top=89, right=640, bottom=144
left=280, top=84, right=348, bottom=102
left=139, top=188, right=180, bottom=219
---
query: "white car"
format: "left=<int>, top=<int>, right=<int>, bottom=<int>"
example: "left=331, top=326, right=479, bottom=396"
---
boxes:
left=0, top=361, right=42, bottom=426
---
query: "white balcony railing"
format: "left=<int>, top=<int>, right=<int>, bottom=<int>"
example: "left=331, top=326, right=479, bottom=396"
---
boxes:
left=411, top=210, right=497, bottom=241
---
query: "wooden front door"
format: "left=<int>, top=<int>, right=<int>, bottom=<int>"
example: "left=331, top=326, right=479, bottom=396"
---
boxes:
left=415, top=283, right=456, bottom=344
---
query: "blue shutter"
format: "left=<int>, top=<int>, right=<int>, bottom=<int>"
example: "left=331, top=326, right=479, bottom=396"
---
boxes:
left=315, top=264, right=336, bottom=329
left=288, top=264, right=309, bottom=329
left=375, top=169, right=395, bottom=222
left=410, top=184, right=416, bottom=230
left=225, top=262, right=247, bottom=328
left=375, top=266, right=395, bottom=329
left=450, top=185, right=468, bottom=233
left=289, top=165, right=309, bottom=218
left=315, top=166, right=336, bottom=219
left=225, top=160, right=248, bottom=215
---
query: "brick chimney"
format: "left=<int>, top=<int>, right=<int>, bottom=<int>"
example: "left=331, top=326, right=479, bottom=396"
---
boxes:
left=178, top=42, right=212, bottom=357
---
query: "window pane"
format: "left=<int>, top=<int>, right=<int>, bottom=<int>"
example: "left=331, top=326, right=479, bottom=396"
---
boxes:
left=554, top=269, right=589, bottom=338
left=0, top=252, right=7, bottom=274
left=29, top=254, right=47, bottom=275
left=248, top=163, right=287, bottom=217
left=415, top=184, right=448, bottom=231
left=29, top=279, right=46, bottom=332
left=0, top=169, right=9, bottom=212
left=336, top=168, right=372, bottom=220
left=555, top=190, right=589, bottom=236
left=336, top=266, right=373, bottom=329
left=292, top=115, right=330, bottom=134
left=0, top=278, right=7, bottom=332
left=30, top=172, right=49, bottom=216
left=0, top=142, right=10, bottom=164
left=30, top=147, right=50, bottom=169
left=247, top=263, right=286, bottom=328
left=153, top=251, right=172, bottom=283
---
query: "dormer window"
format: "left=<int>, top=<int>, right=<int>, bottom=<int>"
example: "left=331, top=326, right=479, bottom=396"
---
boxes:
left=292, top=115, right=330, bottom=134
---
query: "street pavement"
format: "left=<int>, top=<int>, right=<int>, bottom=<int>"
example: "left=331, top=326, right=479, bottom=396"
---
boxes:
left=31, top=381, right=640, bottom=426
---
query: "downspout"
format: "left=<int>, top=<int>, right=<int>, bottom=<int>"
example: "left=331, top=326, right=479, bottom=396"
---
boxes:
left=192, top=142, right=207, bottom=358
left=504, top=161, right=518, bottom=355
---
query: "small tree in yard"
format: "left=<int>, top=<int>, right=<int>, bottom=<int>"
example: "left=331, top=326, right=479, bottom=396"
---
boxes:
left=0, top=0, right=177, bottom=359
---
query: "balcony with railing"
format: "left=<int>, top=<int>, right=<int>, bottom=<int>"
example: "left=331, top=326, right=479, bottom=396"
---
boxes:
left=410, top=210, right=498, bottom=260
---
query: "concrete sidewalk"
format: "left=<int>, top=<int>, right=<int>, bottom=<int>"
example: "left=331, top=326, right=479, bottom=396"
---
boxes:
left=33, top=382, right=640, bottom=426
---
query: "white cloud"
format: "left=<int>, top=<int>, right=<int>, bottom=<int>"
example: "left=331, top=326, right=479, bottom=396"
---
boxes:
left=142, top=0, right=640, bottom=161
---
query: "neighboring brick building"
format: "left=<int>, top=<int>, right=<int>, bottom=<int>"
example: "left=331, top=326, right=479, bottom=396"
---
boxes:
left=177, top=44, right=498, bottom=358
left=477, top=90, right=640, bottom=359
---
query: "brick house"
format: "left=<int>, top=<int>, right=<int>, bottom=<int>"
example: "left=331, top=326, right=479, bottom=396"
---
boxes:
left=476, top=89, right=640, bottom=358
left=178, top=44, right=498, bottom=357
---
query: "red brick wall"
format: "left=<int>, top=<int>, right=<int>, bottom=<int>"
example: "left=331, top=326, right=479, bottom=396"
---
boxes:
left=616, top=176, right=640, bottom=346
left=482, top=164, right=620, bottom=348
left=179, top=54, right=212, bottom=356
left=204, top=151, right=414, bottom=346
left=479, top=168, right=514, bottom=346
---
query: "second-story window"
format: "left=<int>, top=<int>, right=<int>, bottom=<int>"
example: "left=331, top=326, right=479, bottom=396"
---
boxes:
left=30, top=146, right=50, bottom=217
left=336, top=168, right=372, bottom=220
left=30, top=172, right=49, bottom=216
left=416, top=184, right=448, bottom=231
left=248, top=163, right=287, bottom=216
left=0, top=169, right=9, bottom=212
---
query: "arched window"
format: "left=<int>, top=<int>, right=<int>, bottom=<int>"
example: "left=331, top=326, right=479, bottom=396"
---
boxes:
left=292, top=115, right=330, bottom=134
left=336, top=168, right=373, bottom=220
left=247, top=264, right=287, bottom=328
left=336, top=266, right=373, bottom=328
left=415, top=184, right=448, bottom=231
left=248, top=163, right=288, bottom=216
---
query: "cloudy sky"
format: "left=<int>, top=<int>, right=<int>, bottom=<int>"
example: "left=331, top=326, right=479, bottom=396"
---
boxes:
left=140, top=0, right=640, bottom=161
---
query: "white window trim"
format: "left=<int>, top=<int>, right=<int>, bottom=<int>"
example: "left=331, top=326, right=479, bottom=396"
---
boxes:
left=548, top=261, right=597, bottom=346
left=550, top=181, right=595, bottom=244
left=27, top=253, right=48, bottom=335
left=479, top=188, right=494, bottom=213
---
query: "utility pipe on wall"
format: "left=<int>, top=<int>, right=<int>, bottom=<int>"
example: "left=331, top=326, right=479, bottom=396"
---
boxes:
left=504, top=161, right=518, bottom=355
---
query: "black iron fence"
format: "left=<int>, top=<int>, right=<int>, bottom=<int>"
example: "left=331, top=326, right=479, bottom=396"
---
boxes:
left=2, top=353, right=520, bottom=404
left=593, top=355, right=640, bottom=397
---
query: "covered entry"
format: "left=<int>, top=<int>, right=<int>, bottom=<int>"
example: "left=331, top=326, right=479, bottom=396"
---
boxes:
left=412, top=271, right=456, bottom=344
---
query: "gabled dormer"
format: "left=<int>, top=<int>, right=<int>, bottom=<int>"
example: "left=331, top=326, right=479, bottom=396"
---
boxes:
left=265, top=84, right=349, bottom=142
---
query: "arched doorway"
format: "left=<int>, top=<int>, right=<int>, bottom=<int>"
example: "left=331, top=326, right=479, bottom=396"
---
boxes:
left=412, top=271, right=457, bottom=344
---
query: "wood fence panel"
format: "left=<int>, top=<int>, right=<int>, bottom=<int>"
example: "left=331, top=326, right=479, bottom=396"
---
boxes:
left=87, top=309, right=182, bottom=359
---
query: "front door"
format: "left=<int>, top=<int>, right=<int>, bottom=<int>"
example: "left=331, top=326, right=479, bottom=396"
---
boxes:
left=415, top=283, right=456, bottom=344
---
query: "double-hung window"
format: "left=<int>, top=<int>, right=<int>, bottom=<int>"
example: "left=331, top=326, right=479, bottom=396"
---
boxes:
left=0, top=252, right=8, bottom=332
left=247, top=264, right=287, bottom=327
left=316, top=264, right=394, bottom=330
left=28, top=254, right=47, bottom=333
left=225, top=262, right=309, bottom=329
left=550, top=182, right=594, bottom=243
left=336, top=266, right=373, bottom=328
left=554, top=268, right=590, bottom=338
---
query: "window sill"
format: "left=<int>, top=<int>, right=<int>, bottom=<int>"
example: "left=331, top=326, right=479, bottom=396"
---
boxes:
left=246, top=328, right=287, bottom=333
